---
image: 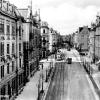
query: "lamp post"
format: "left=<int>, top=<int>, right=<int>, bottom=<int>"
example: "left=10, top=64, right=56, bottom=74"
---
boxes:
left=93, top=31, right=95, bottom=63
left=37, top=74, right=41, bottom=100
left=45, top=68, right=48, bottom=82
left=41, top=63, right=44, bottom=93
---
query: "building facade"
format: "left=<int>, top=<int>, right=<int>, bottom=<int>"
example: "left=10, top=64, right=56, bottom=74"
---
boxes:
left=89, top=15, right=100, bottom=62
left=41, top=21, right=49, bottom=58
left=49, top=28, right=57, bottom=53
left=0, top=0, right=24, bottom=99
left=73, top=32, right=79, bottom=48
left=77, top=26, right=90, bottom=52
left=18, top=6, right=41, bottom=83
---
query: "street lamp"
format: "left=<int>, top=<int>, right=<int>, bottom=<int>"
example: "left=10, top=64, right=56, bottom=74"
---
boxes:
left=41, top=63, right=44, bottom=93
left=37, top=63, right=44, bottom=100
left=37, top=74, right=41, bottom=100
left=45, top=68, right=48, bottom=82
left=93, top=31, right=95, bottom=63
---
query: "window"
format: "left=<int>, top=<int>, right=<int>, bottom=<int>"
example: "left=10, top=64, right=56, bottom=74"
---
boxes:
left=7, top=63, right=9, bottom=74
left=7, top=25, right=10, bottom=35
left=7, top=44, right=10, bottom=54
left=43, top=29, right=45, bottom=33
left=12, top=25, right=15, bottom=35
left=19, top=59, right=21, bottom=68
left=19, top=43, right=21, bottom=52
left=0, top=23, right=4, bottom=34
left=1, top=65, right=4, bottom=78
left=12, top=43, right=15, bottom=54
left=12, top=79, right=16, bottom=95
left=19, top=26, right=21, bottom=36
left=35, top=37, right=37, bottom=46
left=12, top=61, right=14, bottom=71
left=0, top=42, right=4, bottom=56
left=1, top=86, right=5, bottom=96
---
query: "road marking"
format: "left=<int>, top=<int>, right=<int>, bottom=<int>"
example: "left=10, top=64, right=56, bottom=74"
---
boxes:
left=86, top=74, right=99, bottom=100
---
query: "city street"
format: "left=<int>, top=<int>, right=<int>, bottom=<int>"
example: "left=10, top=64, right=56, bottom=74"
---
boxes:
left=45, top=49, right=98, bottom=100
left=1, top=0, right=100, bottom=100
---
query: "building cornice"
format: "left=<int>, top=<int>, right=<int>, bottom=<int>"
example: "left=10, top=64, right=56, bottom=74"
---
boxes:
left=41, top=26, right=49, bottom=29
left=0, top=9, right=17, bottom=20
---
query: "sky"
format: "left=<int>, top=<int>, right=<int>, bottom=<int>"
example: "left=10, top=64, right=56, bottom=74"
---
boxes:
left=9, top=0, right=100, bottom=35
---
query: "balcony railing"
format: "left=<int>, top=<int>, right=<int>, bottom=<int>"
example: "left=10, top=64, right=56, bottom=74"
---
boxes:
left=12, top=54, right=17, bottom=59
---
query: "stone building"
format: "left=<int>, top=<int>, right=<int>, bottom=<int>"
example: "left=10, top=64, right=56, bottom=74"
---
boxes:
left=73, top=32, right=79, bottom=48
left=41, top=21, right=49, bottom=58
left=89, top=14, right=100, bottom=62
left=77, top=26, right=90, bottom=52
left=18, top=6, right=41, bottom=82
left=0, top=0, right=24, bottom=99
left=49, top=28, right=60, bottom=53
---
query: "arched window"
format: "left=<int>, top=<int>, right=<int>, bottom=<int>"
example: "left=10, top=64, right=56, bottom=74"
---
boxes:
left=43, top=29, right=45, bottom=33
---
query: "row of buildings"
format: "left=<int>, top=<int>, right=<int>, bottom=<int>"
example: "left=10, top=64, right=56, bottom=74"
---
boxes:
left=72, top=13, right=100, bottom=63
left=0, top=0, right=62, bottom=99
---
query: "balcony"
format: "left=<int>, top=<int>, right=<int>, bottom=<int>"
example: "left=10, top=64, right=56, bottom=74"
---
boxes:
left=1, top=56, right=7, bottom=63
left=7, top=55, right=12, bottom=61
left=12, top=54, right=17, bottom=59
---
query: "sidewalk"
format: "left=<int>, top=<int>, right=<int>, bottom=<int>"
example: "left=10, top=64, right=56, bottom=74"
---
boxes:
left=15, top=55, right=55, bottom=100
left=78, top=51, right=100, bottom=98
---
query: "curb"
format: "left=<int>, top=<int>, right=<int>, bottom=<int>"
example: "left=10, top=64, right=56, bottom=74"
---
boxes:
left=86, top=74, right=99, bottom=100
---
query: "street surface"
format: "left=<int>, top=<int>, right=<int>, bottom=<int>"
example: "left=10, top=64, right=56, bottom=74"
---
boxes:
left=45, top=49, right=97, bottom=100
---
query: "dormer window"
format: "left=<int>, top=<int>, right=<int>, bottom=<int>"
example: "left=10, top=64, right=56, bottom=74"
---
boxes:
left=12, top=6, right=14, bottom=14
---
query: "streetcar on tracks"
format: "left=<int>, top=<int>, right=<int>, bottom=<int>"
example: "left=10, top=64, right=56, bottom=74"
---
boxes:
left=66, top=57, right=72, bottom=64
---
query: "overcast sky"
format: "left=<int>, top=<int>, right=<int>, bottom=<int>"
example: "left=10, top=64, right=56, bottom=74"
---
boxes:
left=9, top=0, right=100, bottom=35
